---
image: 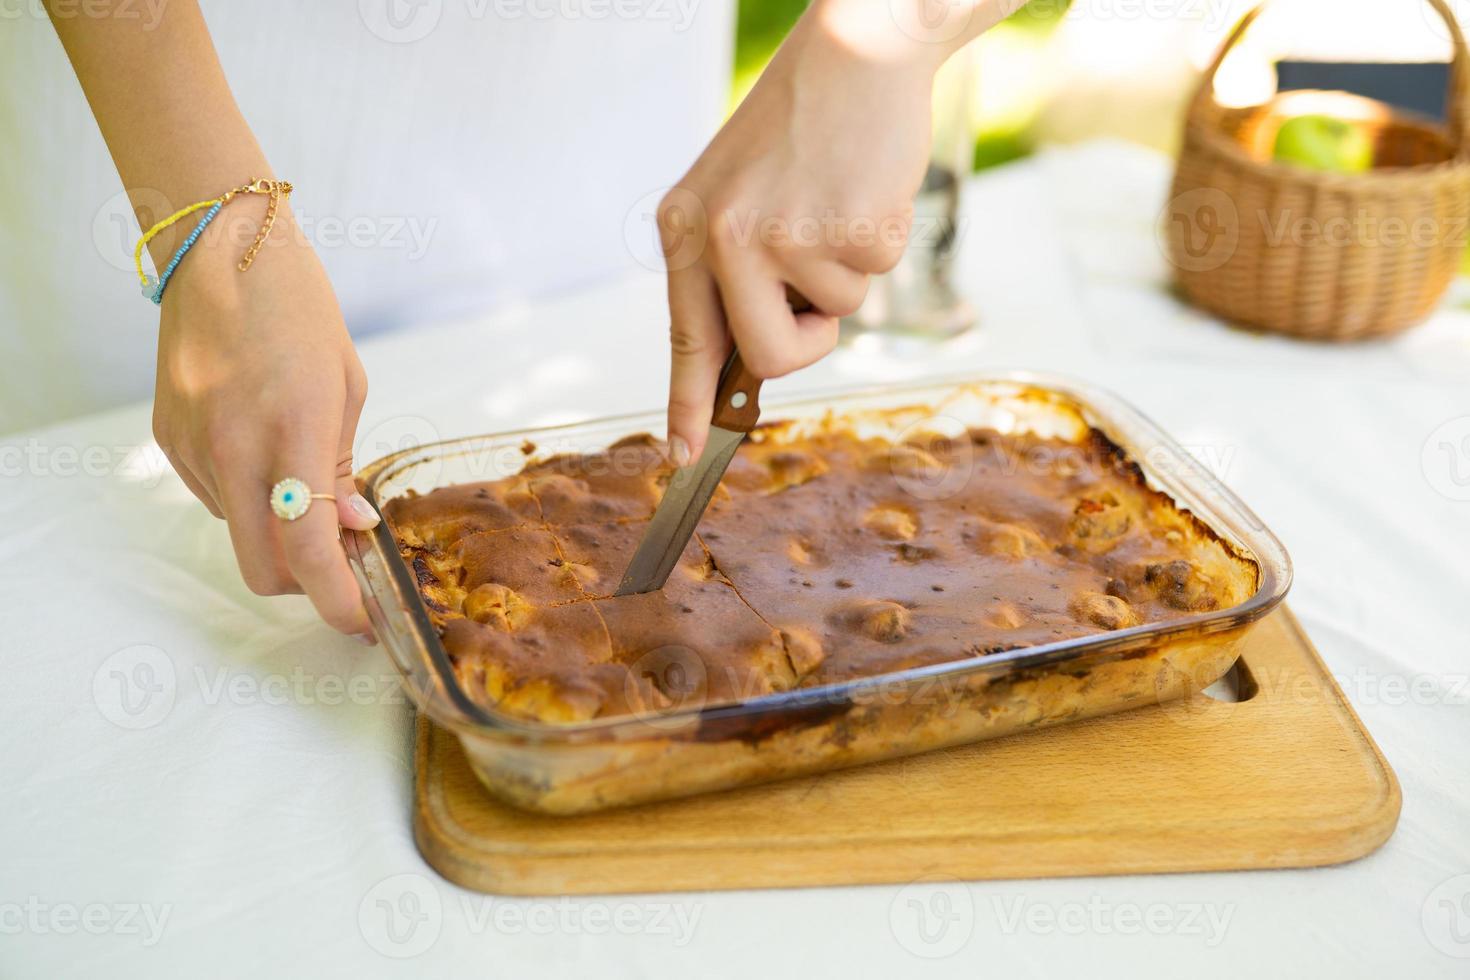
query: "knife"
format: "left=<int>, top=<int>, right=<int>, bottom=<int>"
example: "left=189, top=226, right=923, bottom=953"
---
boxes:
left=615, top=351, right=765, bottom=595
left=616, top=290, right=810, bottom=596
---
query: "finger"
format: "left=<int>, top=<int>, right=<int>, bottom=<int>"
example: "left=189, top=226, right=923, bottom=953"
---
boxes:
left=335, top=463, right=380, bottom=533
left=839, top=207, right=912, bottom=275
left=712, top=253, right=839, bottom=379
left=154, top=414, right=225, bottom=517
left=334, top=456, right=378, bottom=645
left=276, top=414, right=373, bottom=637
left=666, top=264, right=731, bottom=465
left=784, top=257, right=871, bottom=319
left=215, top=457, right=300, bottom=598
left=333, top=368, right=380, bottom=533
left=178, top=465, right=225, bottom=519
left=161, top=444, right=224, bottom=519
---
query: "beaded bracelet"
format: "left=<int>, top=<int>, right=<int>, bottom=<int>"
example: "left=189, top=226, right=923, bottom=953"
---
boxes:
left=133, top=178, right=293, bottom=305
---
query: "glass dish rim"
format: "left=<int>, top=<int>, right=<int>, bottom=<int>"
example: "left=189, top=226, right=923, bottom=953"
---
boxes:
left=350, top=370, right=1293, bottom=743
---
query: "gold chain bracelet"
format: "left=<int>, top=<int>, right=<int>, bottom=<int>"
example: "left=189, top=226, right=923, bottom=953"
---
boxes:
left=134, top=177, right=294, bottom=305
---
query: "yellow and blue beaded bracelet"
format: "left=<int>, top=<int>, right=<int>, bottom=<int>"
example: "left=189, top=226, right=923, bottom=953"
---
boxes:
left=133, top=178, right=293, bottom=305
left=141, top=200, right=224, bottom=303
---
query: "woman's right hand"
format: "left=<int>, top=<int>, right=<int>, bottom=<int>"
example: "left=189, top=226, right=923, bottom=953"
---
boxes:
left=150, top=199, right=380, bottom=640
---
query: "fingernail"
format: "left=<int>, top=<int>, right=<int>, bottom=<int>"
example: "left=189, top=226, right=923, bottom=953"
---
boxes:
left=669, top=436, right=691, bottom=468
left=354, top=632, right=377, bottom=647
left=348, top=493, right=381, bottom=525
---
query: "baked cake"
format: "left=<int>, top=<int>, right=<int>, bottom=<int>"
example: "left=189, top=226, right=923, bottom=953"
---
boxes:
left=384, top=413, right=1258, bottom=727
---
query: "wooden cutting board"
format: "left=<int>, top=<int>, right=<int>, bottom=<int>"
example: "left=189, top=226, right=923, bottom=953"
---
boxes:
left=413, top=608, right=1399, bottom=895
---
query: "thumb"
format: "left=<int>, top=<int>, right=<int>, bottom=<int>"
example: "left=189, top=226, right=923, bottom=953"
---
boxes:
left=335, top=382, right=380, bottom=532
left=336, top=475, right=381, bottom=532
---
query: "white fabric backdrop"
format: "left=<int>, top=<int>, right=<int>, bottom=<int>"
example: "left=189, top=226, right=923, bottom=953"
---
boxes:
left=3, top=141, right=1469, bottom=977
left=0, top=0, right=733, bottom=432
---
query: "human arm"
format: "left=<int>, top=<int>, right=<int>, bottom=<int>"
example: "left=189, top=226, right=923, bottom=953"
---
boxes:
left=662, top=0, right=1027, bottom=463
left=48, top=0, right=378, bottom=638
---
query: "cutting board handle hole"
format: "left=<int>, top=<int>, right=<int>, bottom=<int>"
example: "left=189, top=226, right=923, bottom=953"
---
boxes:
left=1201, top=659, right=1259, bottom=703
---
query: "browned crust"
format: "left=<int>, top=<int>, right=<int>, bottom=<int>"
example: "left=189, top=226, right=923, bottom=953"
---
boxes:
left=385, top=413, right=1260, bottom=726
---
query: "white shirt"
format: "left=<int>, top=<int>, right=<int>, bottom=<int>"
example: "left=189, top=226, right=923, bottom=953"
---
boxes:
left=0, top=0, right=732, bottom=432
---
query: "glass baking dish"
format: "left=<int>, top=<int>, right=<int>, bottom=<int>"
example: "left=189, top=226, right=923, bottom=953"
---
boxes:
left=346, top=374, right=1291, bottom=814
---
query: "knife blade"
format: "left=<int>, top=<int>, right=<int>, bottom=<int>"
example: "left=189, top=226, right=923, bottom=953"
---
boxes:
left=615, top=351, right=766, bottom=596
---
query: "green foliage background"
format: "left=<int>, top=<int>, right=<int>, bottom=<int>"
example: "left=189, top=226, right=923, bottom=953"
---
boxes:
left=733, top=0, right=1072, bottom=171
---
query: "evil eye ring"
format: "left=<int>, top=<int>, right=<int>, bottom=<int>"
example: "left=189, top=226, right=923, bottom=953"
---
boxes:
left=269, top=477, right=334, bottom=521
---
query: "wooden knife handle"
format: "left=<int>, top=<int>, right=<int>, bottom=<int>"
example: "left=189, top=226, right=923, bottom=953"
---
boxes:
left=709, top=287, right=812, bottom=434
left=710, top=354, right=763, bottom=433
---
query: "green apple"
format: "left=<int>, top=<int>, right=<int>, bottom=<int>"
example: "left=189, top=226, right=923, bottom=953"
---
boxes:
left=1272, top=114, right=1374, bottom=174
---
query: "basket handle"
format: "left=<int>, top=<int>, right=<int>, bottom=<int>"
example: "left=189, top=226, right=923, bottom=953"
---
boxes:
left=1188, top=0, right=1470, bottom=154
left=1430, top=0, right=1470, bottom=150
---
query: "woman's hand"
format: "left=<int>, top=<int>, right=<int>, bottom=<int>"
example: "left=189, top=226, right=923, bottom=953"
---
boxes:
left=151, top=201, right=380, bottom=640
left=48, top=0, right=383, bottom=636
left=661, top=0, right=1020, bottom=464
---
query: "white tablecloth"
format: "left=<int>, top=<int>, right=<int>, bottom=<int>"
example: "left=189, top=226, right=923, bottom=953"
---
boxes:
left=5, top=141, right=1469, bottom=978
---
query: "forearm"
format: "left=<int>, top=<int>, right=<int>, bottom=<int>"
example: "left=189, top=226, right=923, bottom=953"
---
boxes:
left=46, top=0, right=272, bottom=267
left=806, top=0, right=1027, bottom=73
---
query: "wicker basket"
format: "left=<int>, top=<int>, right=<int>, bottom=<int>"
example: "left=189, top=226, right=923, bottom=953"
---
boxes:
left=1166, top=0, right=1470, bottom=340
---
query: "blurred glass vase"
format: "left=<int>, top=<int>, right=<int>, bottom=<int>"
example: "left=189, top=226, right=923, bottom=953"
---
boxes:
left=843, top=49, right=976, bottom=339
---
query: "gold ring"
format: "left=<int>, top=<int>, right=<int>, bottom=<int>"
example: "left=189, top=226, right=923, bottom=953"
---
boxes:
left=269, top=478, right=335, bottom=521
